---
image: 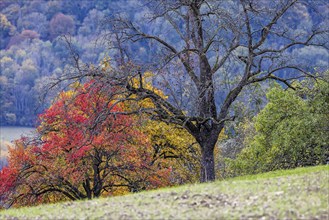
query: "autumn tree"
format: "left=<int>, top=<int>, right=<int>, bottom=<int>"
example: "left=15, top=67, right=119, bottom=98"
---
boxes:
left=0, top=81, right=171, bottom=208
left=142, top=120, right=201, bottom=184
left=121, top=70, right=229, bottom=183
left=86, top=0, right=327, bottom=182
left=0, top=13, right=16, bottom=49
left=7, top=30, right=39, bottom=48
left=49, top=13, right=75, bottom=40
left=120, top=71, right=201, bottom=183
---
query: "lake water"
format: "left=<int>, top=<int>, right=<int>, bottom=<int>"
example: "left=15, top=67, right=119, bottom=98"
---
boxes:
left=0, top=126, right=36, bottom=142
left=0, top=126, right=36, bottom=169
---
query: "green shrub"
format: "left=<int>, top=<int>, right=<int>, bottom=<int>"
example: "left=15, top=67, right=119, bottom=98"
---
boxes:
left=225, top=72, right=329, bottom=176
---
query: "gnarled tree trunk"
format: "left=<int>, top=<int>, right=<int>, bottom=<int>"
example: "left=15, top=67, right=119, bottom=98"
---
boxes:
left=196, top=125, right=223, bottom=182
left=200, top=143, right=216, bottom=182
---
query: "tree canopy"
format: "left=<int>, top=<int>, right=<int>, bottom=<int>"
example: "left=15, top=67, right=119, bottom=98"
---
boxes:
left=224, top=72, right=329, bottom=176
left=81, top=0, right=328, bottom=182
left=0, top=81, right=172, bottom=207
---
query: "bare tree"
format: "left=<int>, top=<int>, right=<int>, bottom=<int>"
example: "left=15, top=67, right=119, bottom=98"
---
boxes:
left=60, top=0, right=328, bottom=182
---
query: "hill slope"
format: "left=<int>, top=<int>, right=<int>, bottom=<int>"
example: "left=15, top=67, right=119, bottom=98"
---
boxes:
left=1, top=166, right=328, bottom=219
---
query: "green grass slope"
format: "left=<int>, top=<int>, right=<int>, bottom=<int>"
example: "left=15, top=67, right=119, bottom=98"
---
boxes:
left=1, top=165, right=328, bottom=219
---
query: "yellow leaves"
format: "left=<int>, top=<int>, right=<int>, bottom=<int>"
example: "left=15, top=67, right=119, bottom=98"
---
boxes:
left=70, top=81, right=81, bottom=89
left=132, top=71, right=168, bottom=99
left=141, top=71, right=159, bottom=92
left=59, top=90, right=75, bottom=100
left=217, top=128, right=228, bottom=143
left=144, top=121, right=187, bottom=144
left=101, top=56, right=112, bottom=72
left=110, top=186, right=130, bottom=196
left=0, top=56, right=14, bottom=66
left=0, top=13, right=14, bottom=30
left=141, top=119, right=201, bottom=184
left=143, top=71, right=153, bottom=79
left=121, top=71, right=168, bottom=112
left=139, top=97, right=156, bottom=109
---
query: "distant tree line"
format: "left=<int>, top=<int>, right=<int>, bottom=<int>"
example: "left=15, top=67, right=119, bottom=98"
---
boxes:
left=0, top=0, right=118, bottom=126
left=1, top=0, right=327, bottom=126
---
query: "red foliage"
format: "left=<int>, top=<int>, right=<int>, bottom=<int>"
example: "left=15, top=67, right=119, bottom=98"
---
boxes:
left=0, top=81, right=171, bottom=208
left=0, top=167, right=17, bottom=196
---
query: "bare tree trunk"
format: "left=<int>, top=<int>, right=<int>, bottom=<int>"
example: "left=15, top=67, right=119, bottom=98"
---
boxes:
left=200, top=142, right=216, bottom=182
left=195, top=125, right=223, bottom=182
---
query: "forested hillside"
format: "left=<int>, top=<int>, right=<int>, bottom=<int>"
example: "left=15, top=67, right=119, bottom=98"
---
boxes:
left=1, top=0, right=138, bottom=126
left=0, top=0, right=328, bottom=126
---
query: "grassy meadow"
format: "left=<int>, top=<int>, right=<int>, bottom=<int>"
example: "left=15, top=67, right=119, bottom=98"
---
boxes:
left=0, top=165, right=328, bottom=219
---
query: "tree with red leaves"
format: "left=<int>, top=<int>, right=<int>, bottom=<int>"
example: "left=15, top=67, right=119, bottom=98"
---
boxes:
left=0, top=81, right=171, bottom=208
